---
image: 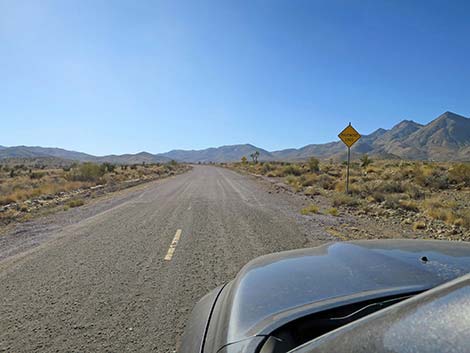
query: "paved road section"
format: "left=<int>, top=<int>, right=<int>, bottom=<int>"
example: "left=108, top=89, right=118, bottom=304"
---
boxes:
left=0, top=166, right=326, bottom=352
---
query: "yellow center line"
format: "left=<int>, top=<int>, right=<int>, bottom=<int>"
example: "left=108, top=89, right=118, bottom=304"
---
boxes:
left=164, top=229, right=182, bottom=261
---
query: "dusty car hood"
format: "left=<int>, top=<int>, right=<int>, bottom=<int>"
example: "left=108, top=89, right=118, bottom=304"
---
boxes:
left=291, top=273, right=470, bottom=353
left=204, top=239, right=470, bottom=352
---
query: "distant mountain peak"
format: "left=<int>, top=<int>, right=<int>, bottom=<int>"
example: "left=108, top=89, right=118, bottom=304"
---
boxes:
left=434, top=111, right=468, bottom=122
left=367, top=128, right=388, bottom=137
left=393, top=119, right=423, bottom=129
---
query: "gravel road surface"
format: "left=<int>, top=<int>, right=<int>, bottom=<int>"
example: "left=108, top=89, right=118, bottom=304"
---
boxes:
left=0, top=166, right=332, bottom=352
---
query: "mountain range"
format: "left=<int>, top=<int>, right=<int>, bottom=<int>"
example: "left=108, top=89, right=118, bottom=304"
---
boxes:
left=1, top=111, right=469, bottom=163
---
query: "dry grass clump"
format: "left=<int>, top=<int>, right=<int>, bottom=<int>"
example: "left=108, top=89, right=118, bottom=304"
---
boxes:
left=301, top=204, right=320, bottom=215
left=304, top=186, right=321, bottom=196
left=282, top=164, right=304, bottom=176
left=454, top=210, right=470, bottom=228
left=383, top=194, right=401, bottom=209
left=376, top=180, right=404, bottom=194
left=332, top=194, right=359, bottom=207
left=67, top=199, right=85, bottom=208
left=327, top=207, right=339, bottom=216
left=398, top=200, right=420, bottom=212
left=317, top=174, right=336, bottom=190
left=299, top=173, right=318, bottom=187
left=413, top=221, right=426, bottom=230
left=420, top=197, right=464, bottom=226
left=449, top=163, right=470, bottom=186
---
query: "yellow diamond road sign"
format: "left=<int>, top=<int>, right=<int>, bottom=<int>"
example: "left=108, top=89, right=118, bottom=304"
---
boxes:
left=338, top=124, right=361, bottom=148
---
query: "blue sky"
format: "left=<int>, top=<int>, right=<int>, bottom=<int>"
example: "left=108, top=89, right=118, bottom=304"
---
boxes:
left=1, top=0, right=470, bottom=155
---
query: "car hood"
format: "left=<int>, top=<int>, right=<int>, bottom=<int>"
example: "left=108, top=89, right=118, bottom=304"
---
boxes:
left=204, top=239, right=470, bottom=351
left=291, top=273, right=470, bottom=353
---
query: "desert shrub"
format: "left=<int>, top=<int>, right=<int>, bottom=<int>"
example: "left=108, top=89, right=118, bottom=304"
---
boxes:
left=449, top=163, right=470, bottom=186
left=327, top=207, right=339, bottom=216
left=383, top=194, right=402, bottom=209
left=318, top=174, right=336, bottom=190
left=282, top=164, right=303, bottom=176
left=67, top=199, right=85, bottom=208
left=101, top=163, right=116, bottom=173
left=30, top=171, right=46, bottom=179
left=365, top=166, right=379, bottom=174
left=422, top=197, right=444, bottom=210
left=396, top=167, right=415, bottom=180
left=398, top=200, right=419, bottom=212
left=285, top=175, right=298, bottom=185
left=0, top=195, right=16, bottom=206
left=426, top=208, right=455, bottom=223
left=403, top=183, right=425, bottom=200
left=370, top=191, right=385, bottom=203
left=285, top=175, right=302, bottom=192
left=300, top=173, right=318, bottom=187
left=413, top=165, right=449, bottom=189
left=308, top=157, right=320, bottom=172
left=301, top=204, right=319, bottom=215
left=348, top=182, right=367, bottom=197
left=334, top=181, right=345, bottom=193
left=69, top=163, right=105, bottom=182
left=412, top=221, right=426, bottom=230
left=292, top=183, right=303, bottom=192
left=412, top=165, right=426, bottom=184
left=262, top=163, right=275, bottom=174
left=424, top=174, right=449, bottom=190
left=332, top=194, right=359, bottom=207
left=304, top=186, right=321, bottom=196
left=377, top=181, right=404, bottom=194
left=454, top=209, right=470, bottom=228
left=421, top=197, right=462, bottom=225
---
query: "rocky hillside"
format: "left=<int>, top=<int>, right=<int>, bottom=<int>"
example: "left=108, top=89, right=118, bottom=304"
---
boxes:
left=270, top=112, right=469, bottom=161
left=1, top=111, right=468, bottom=163
left=384, top=112, right=470, bottom=161
left=0, top=147, right=171, bottom=164
left=0, top=146, right=96, bottom=161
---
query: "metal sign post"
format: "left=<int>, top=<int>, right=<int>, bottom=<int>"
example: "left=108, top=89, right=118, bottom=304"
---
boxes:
left=346, top=146, right=351, bottom=194
left=338, top=123, right=361, bottom=194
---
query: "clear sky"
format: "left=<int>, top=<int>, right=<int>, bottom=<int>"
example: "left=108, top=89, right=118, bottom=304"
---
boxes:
left=1, top=0, right=470, bottom=155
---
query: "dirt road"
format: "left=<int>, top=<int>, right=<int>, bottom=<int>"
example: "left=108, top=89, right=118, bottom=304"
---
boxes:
left=0, top=166, right=334, bottom=352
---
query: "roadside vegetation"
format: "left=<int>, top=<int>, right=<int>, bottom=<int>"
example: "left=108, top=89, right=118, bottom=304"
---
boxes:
left=230, top=157, right=470, bottom=238
left=0, top=160, right=189, bottom=226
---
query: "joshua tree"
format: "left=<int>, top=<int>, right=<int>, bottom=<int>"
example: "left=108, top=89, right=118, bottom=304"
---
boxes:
left=308, top=157, right=320, bottom=172
left=360, top=154, right=372, bottom=168
left=250, top=151, right=260, bottom=163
